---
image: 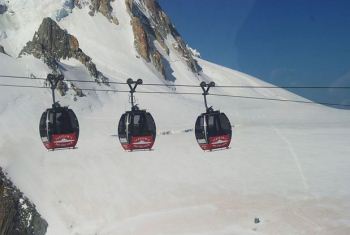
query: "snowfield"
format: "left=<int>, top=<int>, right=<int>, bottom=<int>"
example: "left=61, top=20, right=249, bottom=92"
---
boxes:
left=1, top=0, right=350, bottom=234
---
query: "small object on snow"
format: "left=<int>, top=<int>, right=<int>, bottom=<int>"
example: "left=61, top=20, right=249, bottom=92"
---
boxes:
left=254, top=217, right=260, bottom=224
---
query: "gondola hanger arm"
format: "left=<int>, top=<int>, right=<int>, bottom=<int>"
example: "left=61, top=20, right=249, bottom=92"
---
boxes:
left=47, top=74, right=64, bottom=90
left=47, top=74, right=64, bottom=108
left=200, top=81, right=215, bottom=111
left=200, top=81, right=215, bottom=95
left=127, top=78, right=143, bottom=93
left=127, top=78, right=143, bottom=108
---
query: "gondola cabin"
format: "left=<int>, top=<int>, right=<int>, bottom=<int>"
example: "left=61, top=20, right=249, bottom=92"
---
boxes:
left=118, top=109, right=156, bottom=151
left=195, top=111, right=232, bottom=151
left=39, top=106, right=79, bottom=150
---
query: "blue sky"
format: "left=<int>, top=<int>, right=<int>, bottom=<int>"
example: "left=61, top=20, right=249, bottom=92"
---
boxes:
left=158, top=0, right=350, bottom=107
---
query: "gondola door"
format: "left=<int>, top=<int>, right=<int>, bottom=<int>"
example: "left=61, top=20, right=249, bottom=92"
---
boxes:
left=39, top=110, right=50, bottom=148
left=49, top=108, right=78, bottom=149
left=118, top=113, right=130, bottom=150
left=128, top=111, right=155, bottom=150
left=206, top=112, right=231, bottom=150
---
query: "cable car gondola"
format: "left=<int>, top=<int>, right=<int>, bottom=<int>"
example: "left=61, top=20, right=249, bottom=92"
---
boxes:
left=118, top=79, right=156, bottom=151
left=195, top=82, right=232, bottom=151
left=39, top=74, right=79, bottom=150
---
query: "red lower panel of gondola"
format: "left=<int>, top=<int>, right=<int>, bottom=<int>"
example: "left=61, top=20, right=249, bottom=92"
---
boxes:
left=43, top=133, right=78, bottom=150
left=199, top=134, right=231, bottom=151
left=121, top=136, right=154, bottom=151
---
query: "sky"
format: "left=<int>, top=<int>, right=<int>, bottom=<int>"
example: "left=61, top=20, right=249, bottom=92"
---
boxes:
left=158, top=0, right=350, bottom=107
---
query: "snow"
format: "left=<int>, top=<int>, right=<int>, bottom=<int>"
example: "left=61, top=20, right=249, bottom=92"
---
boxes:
left=187, top=45, right=201, bottom=58
left=1, top=0, right=350, bottom=234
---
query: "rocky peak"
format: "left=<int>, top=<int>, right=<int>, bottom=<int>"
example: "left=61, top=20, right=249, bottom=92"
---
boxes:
left=20, top=17, right=80, bottom=60
left=89, top=0, right=119, bottom=25
left=0, top=168, right=48, bottom=235
left=20, top=17, right=108, bottom=95
left=126, top=0, right=201, bottom=79
left=143, top=0, right=173, bottom=37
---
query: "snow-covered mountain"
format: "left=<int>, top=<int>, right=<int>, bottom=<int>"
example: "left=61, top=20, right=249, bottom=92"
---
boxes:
left=1, top=0, right=350, bottom=234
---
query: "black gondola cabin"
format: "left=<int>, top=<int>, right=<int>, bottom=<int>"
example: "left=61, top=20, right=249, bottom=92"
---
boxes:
left=39, top=106, right=79, bottom=150
left=195, top=110, right=232, bottom=151
left=118, top=109, right=156, bottom=151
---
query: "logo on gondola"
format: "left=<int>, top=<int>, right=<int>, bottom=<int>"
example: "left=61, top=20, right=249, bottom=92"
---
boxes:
left=54, top=138, right=75, bottom=144
left=132, top=136, right=153, bottom=146
left=53, top=135, right=76, bottom=145
left=210, top=135, right=230, bottom=146
left=134, top=140, right=152, bottom=145
left=211, top=139, right=230, bottom=145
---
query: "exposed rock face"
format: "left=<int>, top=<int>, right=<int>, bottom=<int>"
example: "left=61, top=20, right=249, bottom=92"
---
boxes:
left=20, top=17, right=108, bottom=92
left=55, top=0, right=118, bottom=24
left=55, top=0, right=75, bottom=21
left=0, top=4, right=7, bottom=14
left=131, top=17, right=150, bottom=62
left=0, top=45, right=6, bottom=55
left=151, top=50, right=165, bottom=76
left=0, top=168, right=48, bottom=235
left=73, top=0, right=83, bottom=8
left=126, top=0, right=201, bottom=79
left=89, top=0, right=119, bottom=25
left=172, top=35, right=201, bottom=73
left=20, top=17, right=80, bottom=60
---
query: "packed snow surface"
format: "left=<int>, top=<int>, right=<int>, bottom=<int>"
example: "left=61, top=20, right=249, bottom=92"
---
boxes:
left=1, top=0, right=350, bottom=234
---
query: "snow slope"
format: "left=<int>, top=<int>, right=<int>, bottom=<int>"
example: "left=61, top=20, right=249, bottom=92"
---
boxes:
left=1, top=1, right=350, bottom=234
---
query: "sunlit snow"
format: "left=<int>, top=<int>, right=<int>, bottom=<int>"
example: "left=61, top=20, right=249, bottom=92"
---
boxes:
left=1, top=0, right=350, bottom=234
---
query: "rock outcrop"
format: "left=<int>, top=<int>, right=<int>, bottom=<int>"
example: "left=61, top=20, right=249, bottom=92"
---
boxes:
left=126, top=0, right=201, bottom=79
left=55, top=0, right=119, bottom=24
left=0, top=168, right=48, bottom=235
left=131, top=16, right=150, bottom=62
left=151, top=50, right=165, bottom=76
left=0, top=45, right=7, bottom=55
left=55, top=0, right=75, bottom=21
left=89, top=0, right=119, bottom=25
left=20, top=18, right=79, bottom=60
left=0, top=4, right=7, bottom=14
left=20, top=17, right=108, bottom=94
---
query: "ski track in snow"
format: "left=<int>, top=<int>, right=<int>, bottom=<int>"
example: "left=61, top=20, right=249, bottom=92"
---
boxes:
left=272, top=126, right=310, bottom=193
